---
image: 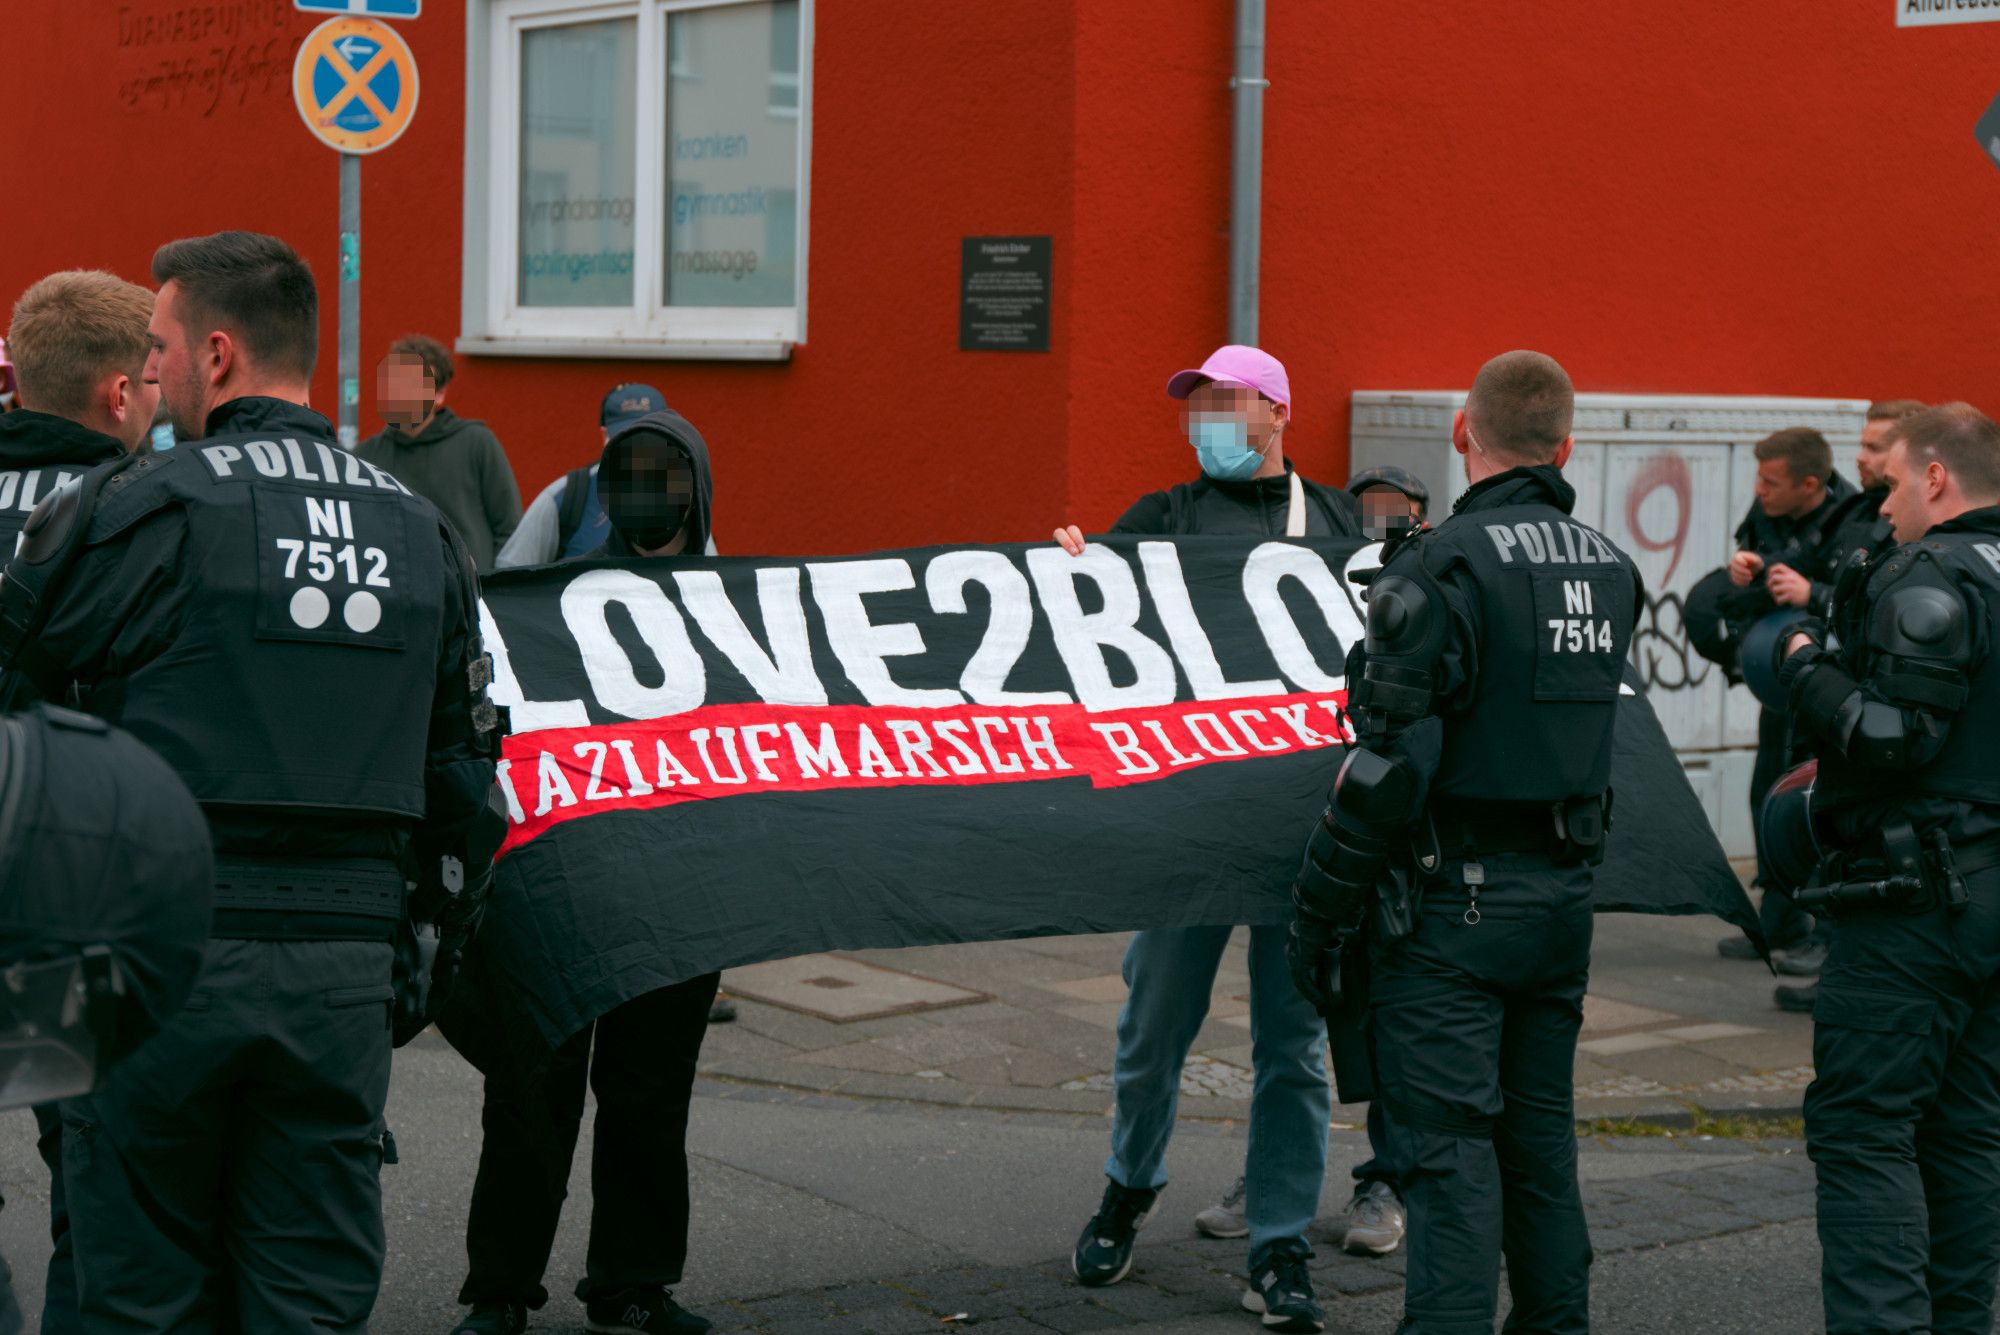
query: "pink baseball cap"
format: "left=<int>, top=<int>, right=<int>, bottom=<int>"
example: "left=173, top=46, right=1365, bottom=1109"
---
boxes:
left=1166, top=344, right=1291, bottom=410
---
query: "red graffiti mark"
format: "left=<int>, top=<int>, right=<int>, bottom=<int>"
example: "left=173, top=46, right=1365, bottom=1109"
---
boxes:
left=1625, top=452, right=1692, bottom=585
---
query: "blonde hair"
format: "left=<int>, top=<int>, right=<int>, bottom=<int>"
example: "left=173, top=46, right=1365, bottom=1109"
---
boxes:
left=7, top=271, right=154, bottom=419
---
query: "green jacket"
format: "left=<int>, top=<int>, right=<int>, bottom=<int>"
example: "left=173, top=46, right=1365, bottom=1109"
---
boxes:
left=353, top=406, right=521, bottom=571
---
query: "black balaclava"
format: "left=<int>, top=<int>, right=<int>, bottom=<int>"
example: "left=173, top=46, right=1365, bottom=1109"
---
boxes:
left=602, top=429, right=697, bottom=552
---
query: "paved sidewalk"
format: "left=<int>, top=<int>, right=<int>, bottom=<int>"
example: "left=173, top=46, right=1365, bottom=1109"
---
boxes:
left=706, top=898, right=1811, bottom=1126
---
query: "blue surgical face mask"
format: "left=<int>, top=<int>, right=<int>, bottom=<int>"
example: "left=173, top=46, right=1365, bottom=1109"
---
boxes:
left=1190, top=416, right=1263, bottom=481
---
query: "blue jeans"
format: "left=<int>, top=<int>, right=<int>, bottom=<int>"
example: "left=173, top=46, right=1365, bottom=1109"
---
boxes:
left=1104, top=925, right=1331, bottom=1264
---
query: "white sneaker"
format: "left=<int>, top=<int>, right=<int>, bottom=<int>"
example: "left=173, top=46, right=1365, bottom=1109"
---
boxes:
left=1341, top=1181, right=1406, bottom=1256
left=1194, top=1174, right=1249, bottom=1239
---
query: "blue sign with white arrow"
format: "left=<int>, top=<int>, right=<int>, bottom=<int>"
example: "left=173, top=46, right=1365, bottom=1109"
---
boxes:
left=295, top=0, right=421, bottom=18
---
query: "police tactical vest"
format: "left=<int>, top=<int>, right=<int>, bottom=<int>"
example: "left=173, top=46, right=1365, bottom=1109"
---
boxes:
left=0, top=411, right=124, bottom=556
left=1388, top=474, right=1640, bottom=803
left=77, top=422, right=453, bottom=819
left=1819, top=487, right=1894, bottom=595
left=1820, top=520, right=2000, bottom=809
left=0, top=464, right=93, bottom=555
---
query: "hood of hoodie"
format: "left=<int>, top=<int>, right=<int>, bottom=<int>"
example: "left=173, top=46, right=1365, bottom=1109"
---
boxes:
left=594, top=407, right=715, bottom=557
left=0, top=409, right=125, bottom=470
left=385, top=404, right=480, bottom=447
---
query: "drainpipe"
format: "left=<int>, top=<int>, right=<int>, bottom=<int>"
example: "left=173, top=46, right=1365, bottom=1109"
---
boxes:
left=1228, top=0, right=1267, bottom=346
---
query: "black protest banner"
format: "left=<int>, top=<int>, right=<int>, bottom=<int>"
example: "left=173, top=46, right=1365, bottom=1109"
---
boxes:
left=456, top=536, right=1751, bottom=1072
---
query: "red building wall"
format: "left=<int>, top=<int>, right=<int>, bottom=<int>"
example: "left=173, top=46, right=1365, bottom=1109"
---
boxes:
left=7, top=2, right=1999, bottom=554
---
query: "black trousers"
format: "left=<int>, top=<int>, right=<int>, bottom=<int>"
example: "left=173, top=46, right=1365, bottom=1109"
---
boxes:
left=459, top=973, right=720, bottom=1309
left=1370, top=855, right=1595, bottom=1335
left=33, top=1102, right=76, bottom=1335
left=1807, top=866, right=2000, bottom=1334
left=60, top=939, right=394, bottom=1333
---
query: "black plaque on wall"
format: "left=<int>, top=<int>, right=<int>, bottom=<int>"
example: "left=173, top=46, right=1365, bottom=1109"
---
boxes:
left=959, top=236, right=1052, bottom=352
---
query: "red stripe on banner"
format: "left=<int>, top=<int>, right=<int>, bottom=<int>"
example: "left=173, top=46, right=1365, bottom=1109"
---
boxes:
left=496, top=691, right=1353, bottom=853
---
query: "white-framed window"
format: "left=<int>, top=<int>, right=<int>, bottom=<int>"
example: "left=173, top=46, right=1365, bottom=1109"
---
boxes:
left=460, top=0, right=811, bottom=360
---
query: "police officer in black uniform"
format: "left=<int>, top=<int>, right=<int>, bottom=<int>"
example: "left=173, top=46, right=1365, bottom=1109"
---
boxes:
left=1714, top=429, right=1856, bottom=969
left=1290, top=351, right=1639, bottom=1335
left=0, top=267, right=162, bottom=1335
left=0, top=232, right=502, bottom=1332
left=1776, top=403, right=2000, bottom=1334
left=1808, top=401, right=1920, bottom=613
left=1765, top=399, right=1922, bottom=1013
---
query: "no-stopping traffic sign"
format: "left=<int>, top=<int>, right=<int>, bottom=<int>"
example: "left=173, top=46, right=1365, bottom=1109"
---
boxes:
left=293, top=17, right=419, bottom=155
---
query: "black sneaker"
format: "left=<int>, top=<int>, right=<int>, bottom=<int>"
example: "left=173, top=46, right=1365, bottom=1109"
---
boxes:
left=1241, top=1248, right=1325, bottom=1331
left=1071, top=1179, right=1158, bottom=1287
left=584, top=1287, right=711, bottom=1334
left=450, top=1303, right=527, bottom=1335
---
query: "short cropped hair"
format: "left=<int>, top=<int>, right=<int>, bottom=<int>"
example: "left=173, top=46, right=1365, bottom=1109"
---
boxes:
left=151, top=231, right=317, bottom=381
left=1753, top=427, right=1833, bottom=485
left=1465, top=350, right=1574, bottom=462
left=1867, top=399, right=1926, bottom=422
left=1898, top=402, right=2000, bottom=502
left=6, top=271, right=154, bottom=419
left=388, top=333, right=453, bottom=391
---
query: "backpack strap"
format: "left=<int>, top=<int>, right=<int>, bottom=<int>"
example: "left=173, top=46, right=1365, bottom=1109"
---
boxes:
left=554, top=465, right=594, bottom=556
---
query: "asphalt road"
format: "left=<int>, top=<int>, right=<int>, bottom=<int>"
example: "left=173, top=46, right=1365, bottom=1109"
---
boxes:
left=0, top=1033, right=1843, bottom=1334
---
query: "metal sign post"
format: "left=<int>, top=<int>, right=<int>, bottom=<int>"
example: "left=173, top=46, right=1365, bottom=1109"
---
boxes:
left=339, top=154, right=361, bottom=450
left=292, top=14, right=418, bottom=449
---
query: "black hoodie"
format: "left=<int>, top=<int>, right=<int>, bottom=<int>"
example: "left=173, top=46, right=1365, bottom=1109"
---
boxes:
left=0, top=409, right=124, bottom=549
left=581, top=408, right=716, bottom=560
left=1110, top=462, right=1362, bottom=539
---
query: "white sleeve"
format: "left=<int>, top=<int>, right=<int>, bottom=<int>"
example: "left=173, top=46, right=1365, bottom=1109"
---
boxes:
left=494, top=477, right=565, bottom=569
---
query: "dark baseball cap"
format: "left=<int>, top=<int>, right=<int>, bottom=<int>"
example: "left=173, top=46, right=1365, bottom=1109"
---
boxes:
left=600, top=383, right=668, bottom=430
left=1345, top=465, right=1430, bottom=505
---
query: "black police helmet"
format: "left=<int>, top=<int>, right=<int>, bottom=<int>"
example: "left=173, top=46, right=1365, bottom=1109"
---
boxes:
left=1682, top=568, right=1739, bottom=671
left=0, top=707, right=212, bottom=1107
left=1758, top=760, right=1824, bottom=897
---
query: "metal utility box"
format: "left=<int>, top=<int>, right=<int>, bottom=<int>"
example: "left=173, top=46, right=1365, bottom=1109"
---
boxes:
left=1348, top=391, right=1870, bottom=858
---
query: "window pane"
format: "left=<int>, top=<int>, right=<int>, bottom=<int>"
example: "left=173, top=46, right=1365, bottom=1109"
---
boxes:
left=664, top=0, right=799, bottom=309
left=518, top=18, right=637, bottom=308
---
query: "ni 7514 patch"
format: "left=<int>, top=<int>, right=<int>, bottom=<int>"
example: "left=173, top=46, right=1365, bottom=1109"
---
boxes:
left=1530, top=572, right=1625, bottom=702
